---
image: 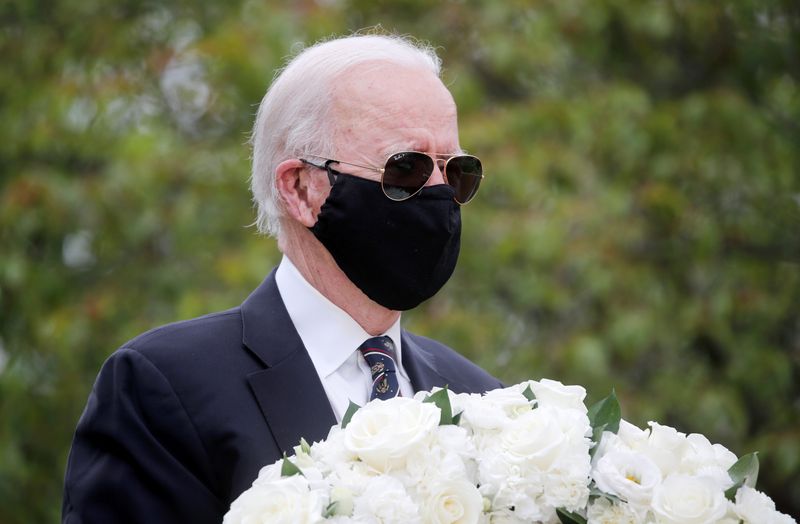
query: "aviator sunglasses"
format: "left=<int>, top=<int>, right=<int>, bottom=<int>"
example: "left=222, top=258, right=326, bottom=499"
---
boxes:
left=299, top=151, right=484, bottom=204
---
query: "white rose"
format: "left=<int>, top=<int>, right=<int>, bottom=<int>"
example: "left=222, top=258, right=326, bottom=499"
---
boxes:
left=593, top=420, right=650, bottom=468
left=482, top=386, right=535, bottom=417
left=498, top=406, right=570, bottom=469
left=644, top=422, right=688, bottom=477
left=586, top=497, right=641, bottom=524
left=651, top=473, right=727, bottom=524
left=616, top=419, right=650, bottom=450
left=459, top=392, right=516, bottom=431
left=592, top=449, right=662, bottom=509
left=524, top=379, right=588, bottom=413
left=734, top=486, right=796, bottom=524
left=252, top=462, right=283, bottom=484
left=351, top=474, right=421, bottom=524
left=680, top=433, right=737, bottom=490
left=223, top=475, right=325, bottom=524
left=552, top=405, right=594, bottom=444
left=344, top=397, right=440, bottom=472
left=420, top=478, right=483, bottom=524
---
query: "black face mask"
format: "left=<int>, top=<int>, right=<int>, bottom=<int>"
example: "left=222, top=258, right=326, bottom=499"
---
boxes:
left=309, top=172, right=461, bottom=311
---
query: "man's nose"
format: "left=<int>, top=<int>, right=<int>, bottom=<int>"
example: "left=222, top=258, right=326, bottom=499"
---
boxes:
left=425, top=159, right=446, bottom=186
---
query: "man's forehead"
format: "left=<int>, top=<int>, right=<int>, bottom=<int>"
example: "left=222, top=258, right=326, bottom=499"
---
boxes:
left=330, top=62, right=456, bottom=118
left=328, top=62, right=458, bottom=154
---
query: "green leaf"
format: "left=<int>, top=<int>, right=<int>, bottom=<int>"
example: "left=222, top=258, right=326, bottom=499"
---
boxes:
left=423, top=387, right=456, bottom=425
left=589, top=484, right=624, bottom=504
left=280, top=454, right=303, bottom=477
left=556, top=508, right=587, bottom=524
left=522, top=384, right=536, bottom=402
left=588, top=389, right=621, bottom=435
left=589, top=423, right=607, bottom=459
left=323, top=501, right=339, bottom=518
left=725, top=452, right=760, bottom=500
left=299, top=437, right=311, bottom=454
left=452, top=411, right=463, bottom=426
left=341, top=401, right=361, bottom=429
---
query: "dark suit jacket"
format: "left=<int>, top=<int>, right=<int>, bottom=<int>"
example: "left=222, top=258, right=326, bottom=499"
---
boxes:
left=62, top=271, right=503, bottom=523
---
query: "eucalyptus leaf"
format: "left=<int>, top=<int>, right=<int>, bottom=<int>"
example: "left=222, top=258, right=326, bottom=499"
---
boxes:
left=725, top=452, right=760, bottom=500
left=556, top=508, right=587, bottom=524
left=423, top=387, right=455, bottom=425
left=589, top=423, right=607, bottom=459
left=341, top=401, right=361, bottom=429
left=522, top=384, right=536, bottom=402
left=589, top=484, right=624, bottom=504
left=323, top=501, right=339, bottom=518
left=280, top=454, right=303, bottom=477
left=588, top=389, right=621, bottom=435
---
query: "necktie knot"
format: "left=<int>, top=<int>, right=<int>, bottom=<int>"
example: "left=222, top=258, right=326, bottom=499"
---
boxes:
left=358, top=336, right=400, bottom=401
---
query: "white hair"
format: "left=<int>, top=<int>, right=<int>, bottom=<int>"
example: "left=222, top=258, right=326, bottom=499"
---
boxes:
left=249, top=32, right=443, bottom=237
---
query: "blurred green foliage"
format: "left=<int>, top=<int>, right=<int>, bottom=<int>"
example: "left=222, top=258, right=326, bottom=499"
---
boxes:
left=1, top=0, right=799, bottom=521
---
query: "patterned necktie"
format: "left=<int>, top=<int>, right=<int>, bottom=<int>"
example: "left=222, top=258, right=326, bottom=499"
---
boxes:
left=358, top=336, right=400, bottom=401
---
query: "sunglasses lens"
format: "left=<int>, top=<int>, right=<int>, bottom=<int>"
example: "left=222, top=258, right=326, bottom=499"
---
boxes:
left=446, top=156, right=483, bottom=204
left=382, top=152, right=434, bottom=201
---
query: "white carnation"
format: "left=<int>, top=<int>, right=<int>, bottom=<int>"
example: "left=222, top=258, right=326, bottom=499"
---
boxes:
left=478, top=405, right=592, bottom=522
left=351, top=474, right=421, bottom=524
left=401, top=424, right=477, bottom=489
left=587, top=497, right=641, bottom=524
left=734, top=486, right=796, bottom=524
left=543, top=456, right=591, bottom=512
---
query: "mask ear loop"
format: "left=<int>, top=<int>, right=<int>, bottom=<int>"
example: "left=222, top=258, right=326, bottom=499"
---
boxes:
left=322, top=160, right=340, bottom=186
left=299, top=158, right=339, bottom=186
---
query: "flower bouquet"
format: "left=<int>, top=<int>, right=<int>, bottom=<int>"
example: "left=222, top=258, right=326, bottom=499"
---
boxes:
left=223, top=380, right=795, bottom=523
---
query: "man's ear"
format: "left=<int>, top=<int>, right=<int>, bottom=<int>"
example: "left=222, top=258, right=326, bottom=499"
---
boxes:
left=275, top=159, right=323, bottom=227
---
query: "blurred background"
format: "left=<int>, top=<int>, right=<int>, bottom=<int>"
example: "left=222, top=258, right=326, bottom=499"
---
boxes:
left=2, top=0, right=799, bottom=521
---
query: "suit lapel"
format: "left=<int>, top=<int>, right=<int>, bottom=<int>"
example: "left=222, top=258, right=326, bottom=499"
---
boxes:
left=401, top=331, right=451, bottom=392
left=241, top=271, right=337, bottom=455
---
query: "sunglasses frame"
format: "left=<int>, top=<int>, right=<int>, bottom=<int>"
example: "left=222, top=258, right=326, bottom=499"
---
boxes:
left=299, top=151, right=483, bottom=204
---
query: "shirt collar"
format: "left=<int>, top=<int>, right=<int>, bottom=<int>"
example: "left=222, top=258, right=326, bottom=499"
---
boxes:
left=275, top=255, right=404, bottom=379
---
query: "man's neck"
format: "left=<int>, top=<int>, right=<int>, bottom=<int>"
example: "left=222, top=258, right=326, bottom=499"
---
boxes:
left=277, top=222, right=400, bottom=336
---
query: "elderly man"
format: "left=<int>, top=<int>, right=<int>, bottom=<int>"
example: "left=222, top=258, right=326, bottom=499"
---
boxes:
left=62, top=33, right=502, bottom=523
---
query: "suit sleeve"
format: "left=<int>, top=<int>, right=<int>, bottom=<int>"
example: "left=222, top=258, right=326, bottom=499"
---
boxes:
left=62, top=348, right=226, bottom=524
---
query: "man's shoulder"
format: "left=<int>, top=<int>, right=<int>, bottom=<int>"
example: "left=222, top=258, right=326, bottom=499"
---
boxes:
left=126, top=308, right=242, bottom=350
left=115, top=307, right=248, bottom=372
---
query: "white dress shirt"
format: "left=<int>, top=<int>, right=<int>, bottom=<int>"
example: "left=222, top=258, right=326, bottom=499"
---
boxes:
left=274, top=256, right=414, bottom=422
